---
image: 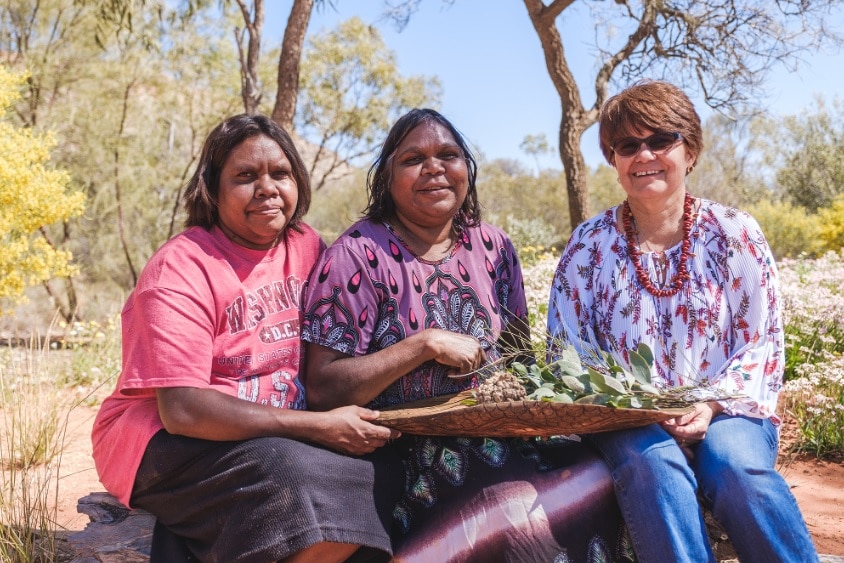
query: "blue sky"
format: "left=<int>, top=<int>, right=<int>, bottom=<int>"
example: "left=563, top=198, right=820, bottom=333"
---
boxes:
left=265, top=1, right=843, bottom=170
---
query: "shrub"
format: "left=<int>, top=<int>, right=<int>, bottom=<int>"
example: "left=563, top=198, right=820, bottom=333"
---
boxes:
left=520, top=252, right=559, bottom=353
left=54, top=314, right=122, bottom=403
left=817, top=193, right=844, bottom=253
left=0, top=68, right=85, bottom=311
left=745, top=200, right=824, bottom=259
left=502, top=216, right=560, bottom=253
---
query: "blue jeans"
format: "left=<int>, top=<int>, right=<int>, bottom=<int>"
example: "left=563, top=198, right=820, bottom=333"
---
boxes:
left=585, top=414, right=819, bottom=563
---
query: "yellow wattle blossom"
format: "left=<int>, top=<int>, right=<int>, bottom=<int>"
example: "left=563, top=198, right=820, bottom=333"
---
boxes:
left=0, top=66, right=85, bottom=307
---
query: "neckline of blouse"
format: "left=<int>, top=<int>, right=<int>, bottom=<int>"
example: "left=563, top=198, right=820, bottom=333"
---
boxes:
left=613, top=199, right=703, bottom=256
left=382, top=221, right=463, bottom=265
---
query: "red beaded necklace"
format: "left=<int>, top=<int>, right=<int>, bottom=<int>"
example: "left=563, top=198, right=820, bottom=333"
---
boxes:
left=621, top=194, right=695, bottom=298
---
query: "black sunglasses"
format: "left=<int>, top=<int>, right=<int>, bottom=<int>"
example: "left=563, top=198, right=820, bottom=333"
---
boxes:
left=612, top=132, right=683, bottom=157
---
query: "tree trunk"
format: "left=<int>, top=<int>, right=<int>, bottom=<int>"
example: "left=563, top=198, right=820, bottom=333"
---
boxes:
left=559, top=112, right=590, bottom=229
left=39, top=225, right=78, bottom=323
left=522, top=0, right=598, bottom=231
left=114, top=81, right=138, bottom=287
left=234, top=0, right=264, bottom=114
left=271, top=0, right=314, bottom=131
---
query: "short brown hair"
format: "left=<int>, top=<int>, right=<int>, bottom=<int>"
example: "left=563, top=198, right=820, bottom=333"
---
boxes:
left=598, top=80, right=703, bottom=166
left=183, top=114, right=311, bottom=232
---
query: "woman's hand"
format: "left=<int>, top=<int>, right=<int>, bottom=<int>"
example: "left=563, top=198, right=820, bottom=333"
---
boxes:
left=315, top=406, right=401, bottom=456
left=426, top=329, right=487, bottom=376
left=660, top=401, right=724, bottom=446
left=306, top=329, right=487, bottom=409
left=156, top=387, right=399, bottom=452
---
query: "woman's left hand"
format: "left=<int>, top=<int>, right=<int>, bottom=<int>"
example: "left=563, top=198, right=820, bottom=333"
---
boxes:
left=660, top=401, right=724, bottom=446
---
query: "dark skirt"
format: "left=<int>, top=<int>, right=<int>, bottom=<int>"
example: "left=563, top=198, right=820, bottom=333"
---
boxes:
left=130, top=430, right=405, bottom=563
left=389, top=436, right=632, bottom=563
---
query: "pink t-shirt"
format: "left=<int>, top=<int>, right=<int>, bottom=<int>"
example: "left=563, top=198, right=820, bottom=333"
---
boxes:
left=91, top=224, right=324, bottom=506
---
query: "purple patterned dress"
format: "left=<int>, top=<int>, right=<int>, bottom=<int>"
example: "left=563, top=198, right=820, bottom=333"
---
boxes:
left=303, top=219, right=533, bottom=531
left=305, top=220, right=630, bottom=561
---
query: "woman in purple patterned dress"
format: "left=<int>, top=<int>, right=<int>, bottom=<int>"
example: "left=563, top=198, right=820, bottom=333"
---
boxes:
left=547, top=80, right=818, bottom=563
left=302, top=109, right=626, bottom=561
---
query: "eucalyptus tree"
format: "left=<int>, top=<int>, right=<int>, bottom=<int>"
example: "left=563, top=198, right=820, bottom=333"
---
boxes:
left=295, top=17, right=441, bottom=191
left=232, top=0, right=264, bottom=113
left=2, top=0, right=241, bottom=318
left=479, top=157, right=570, bottom=249
left=60, top=9, right=239, bottom=294
left=271, top=0, right=317, bottom=130
left=522, top=0, right=843, bottom=229
left=520, top=133, right=552, bottom=176
left=686, top=113, right=768, bottom=209
left=760, top=97, right=844, bottom=212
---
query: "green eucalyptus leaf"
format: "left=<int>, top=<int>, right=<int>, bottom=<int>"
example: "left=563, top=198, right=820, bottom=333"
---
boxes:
left=551, top=358, right=584, bottom=378
left=545, top=392, right=574, bottom=403
left=587, top=367, right=611, bottom=392
left=575, top=393, right=610, bottom=405
left=628, top=350, right=653, bottom=385
left=636, top=342, right=655, bottom=366
left=632, top=382, right=662, bottom=395
left=560, top=375, right=587, bottom=395
left=540, top=367, right=559, bottom=383
left=549, top=344, right=585, bottom=376
left=511, top=362, right=528, bottom=376
left=530, top=387, right=558, bottom=400
left=601, top=373, right=627, bottom=395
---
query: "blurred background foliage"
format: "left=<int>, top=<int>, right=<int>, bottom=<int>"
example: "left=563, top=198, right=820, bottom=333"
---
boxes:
left=0, top=0, right=843, bottom=333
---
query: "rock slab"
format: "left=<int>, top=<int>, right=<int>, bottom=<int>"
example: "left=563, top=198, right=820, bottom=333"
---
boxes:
left=67, top=492, right=153, bottom=563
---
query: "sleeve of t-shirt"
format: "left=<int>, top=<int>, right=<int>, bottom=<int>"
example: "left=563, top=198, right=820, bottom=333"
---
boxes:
left=119, top=284, right=217, bottom=394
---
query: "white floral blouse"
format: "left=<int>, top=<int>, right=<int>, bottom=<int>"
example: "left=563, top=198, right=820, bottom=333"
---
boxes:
left=547, top=198, right=784, bottom=423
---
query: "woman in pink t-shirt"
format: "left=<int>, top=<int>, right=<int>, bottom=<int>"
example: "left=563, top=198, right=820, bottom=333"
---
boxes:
left=91, top=114, right=402, bottom=563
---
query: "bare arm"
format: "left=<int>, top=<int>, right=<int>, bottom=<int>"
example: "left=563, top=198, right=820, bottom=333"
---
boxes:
left=305, top=328, right=486, bottom=410
left=156, top=387, right=398, bottom=455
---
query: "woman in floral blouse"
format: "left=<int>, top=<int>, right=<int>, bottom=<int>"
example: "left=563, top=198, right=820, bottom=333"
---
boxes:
left=547, top=80, right=818, bottom=563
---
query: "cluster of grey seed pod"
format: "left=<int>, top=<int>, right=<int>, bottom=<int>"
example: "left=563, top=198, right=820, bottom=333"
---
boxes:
left=475, top=370, right=528, bottom=403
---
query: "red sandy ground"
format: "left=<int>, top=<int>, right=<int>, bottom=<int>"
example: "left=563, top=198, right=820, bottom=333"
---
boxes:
left=53, top=406, right=844, bottom=558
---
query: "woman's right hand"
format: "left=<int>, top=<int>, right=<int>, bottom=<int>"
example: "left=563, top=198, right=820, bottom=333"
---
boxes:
left=425, top=328, right=486, bottom=376
left=305, top=329, right=487, bottom=410
left=316, top=405, right=401, bottom=456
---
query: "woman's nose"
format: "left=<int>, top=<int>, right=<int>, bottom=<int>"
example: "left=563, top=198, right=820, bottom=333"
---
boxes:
left=422, top=157, right=445, bottom=175
left=635, top=146, right=657, bottom=161
left=254, top=174, right=279, bottom=197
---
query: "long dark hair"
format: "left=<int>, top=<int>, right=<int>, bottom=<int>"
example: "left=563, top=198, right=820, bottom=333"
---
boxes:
left=183, top=114, right=311, bottom=231
left=363, top=108, right=480, bottom=227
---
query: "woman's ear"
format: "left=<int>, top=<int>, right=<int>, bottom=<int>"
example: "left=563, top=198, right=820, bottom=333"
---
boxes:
left=685, top=152, right=697, bottom=175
